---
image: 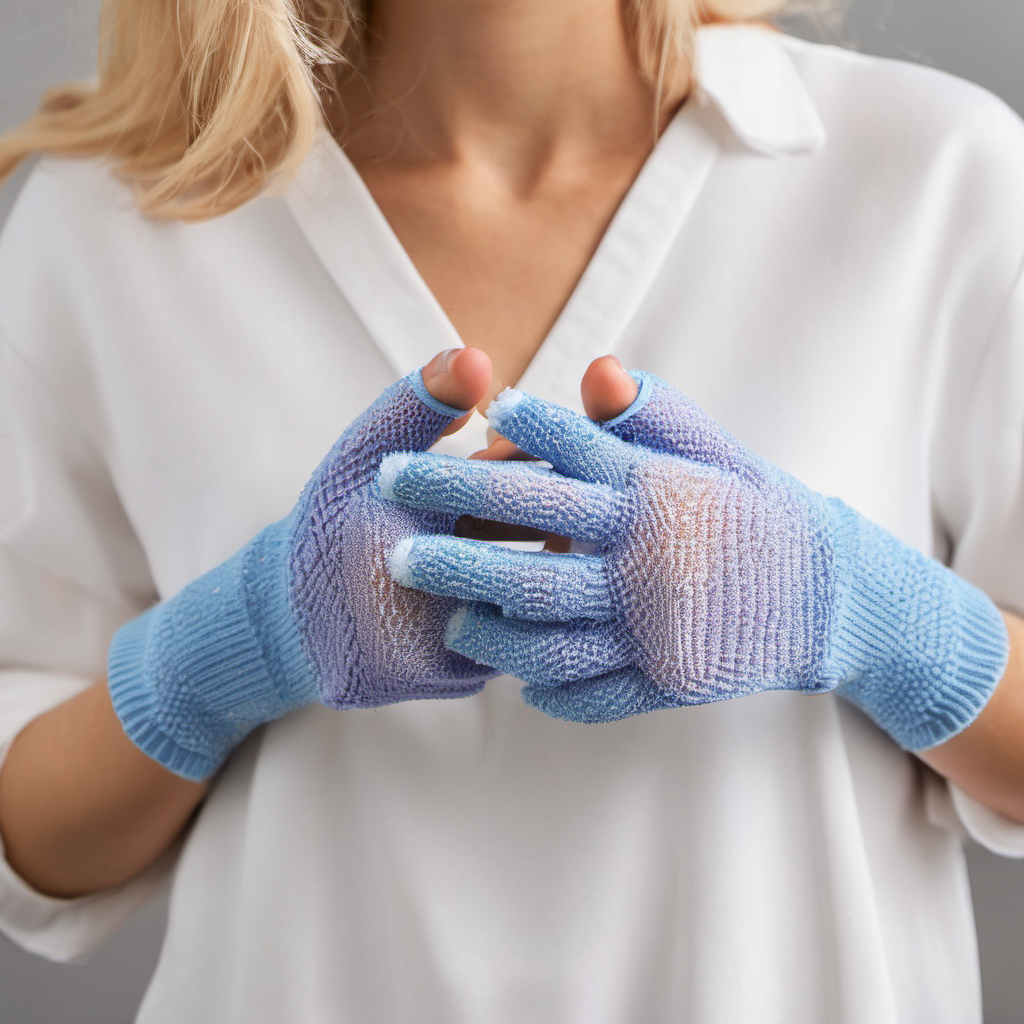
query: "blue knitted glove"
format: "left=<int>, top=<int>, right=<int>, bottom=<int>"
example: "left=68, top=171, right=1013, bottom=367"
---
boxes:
left=377, top=372, right=1009, bottom=751
left=108, top=371, right=493, bottom=781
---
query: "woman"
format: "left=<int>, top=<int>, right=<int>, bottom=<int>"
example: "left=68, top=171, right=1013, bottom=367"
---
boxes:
left=1, top=0, right=1024, bottom=1020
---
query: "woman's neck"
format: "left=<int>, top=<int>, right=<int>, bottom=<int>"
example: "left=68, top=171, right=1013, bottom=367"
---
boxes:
left=332, top=0, right=690, bottom=188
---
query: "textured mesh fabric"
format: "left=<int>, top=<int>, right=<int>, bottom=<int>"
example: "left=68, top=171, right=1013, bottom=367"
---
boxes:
left=380, top=372, right=1009, bottom=750
left=289, top=376, right=493, bottom=708
left=108, top=372, right=491, bottom=780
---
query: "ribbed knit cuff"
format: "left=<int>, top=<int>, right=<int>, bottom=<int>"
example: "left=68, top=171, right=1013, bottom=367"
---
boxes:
left=108, top=519, right=317, bottom=781
left=825, top=501, right=1009, bottom=751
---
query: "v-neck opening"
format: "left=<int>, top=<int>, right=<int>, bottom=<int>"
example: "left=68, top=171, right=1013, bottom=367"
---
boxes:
left=285, top=93, right=722, bottom=410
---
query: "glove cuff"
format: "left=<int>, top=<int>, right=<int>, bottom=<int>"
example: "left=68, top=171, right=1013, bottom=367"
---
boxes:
left=600, top=371, right=656, bottom=429
left=825, top=501, right=1009, bottom=751
left=108, top=518, right=317, bottom=781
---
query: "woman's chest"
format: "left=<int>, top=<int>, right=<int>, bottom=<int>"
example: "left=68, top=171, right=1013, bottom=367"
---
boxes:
left=81, top=186, right=954, bottom=595
left=349, top=152, right=658, bottom=403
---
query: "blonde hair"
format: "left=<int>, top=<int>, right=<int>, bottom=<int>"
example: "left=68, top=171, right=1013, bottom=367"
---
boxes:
left=0, top=0, right=803, bottom=221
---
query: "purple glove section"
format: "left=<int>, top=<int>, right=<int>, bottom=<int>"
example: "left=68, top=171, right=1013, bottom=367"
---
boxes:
left=290, top=371, right=496, bottom=707
left=108, top=368, right=496, bottom=781
left=378, top=372, right=1008, bottom=750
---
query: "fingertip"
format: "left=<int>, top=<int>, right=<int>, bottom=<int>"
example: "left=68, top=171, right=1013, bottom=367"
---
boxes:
left=387, top=535, right=418, bottom=587
left=422, top=347, right=492, bottom=413
left=485, top=387, right=526, bottom=432
left=454, top=347, right=492, bottom=395
left=445, top=606, right=469, bottom=648
left=581, top=355, right=639, bottom=422
left=469, top=437, right=528, bottom=461
left=375, top=452, right=413, bottom=501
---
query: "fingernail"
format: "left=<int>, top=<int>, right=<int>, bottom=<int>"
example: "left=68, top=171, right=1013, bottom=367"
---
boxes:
left=424, top=349, right=458, bottom=380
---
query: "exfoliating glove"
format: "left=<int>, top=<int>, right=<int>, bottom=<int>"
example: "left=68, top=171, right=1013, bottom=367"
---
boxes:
left=378, top=372, right=1009, bottom=750
left=108, top=370, right=493, bottom=781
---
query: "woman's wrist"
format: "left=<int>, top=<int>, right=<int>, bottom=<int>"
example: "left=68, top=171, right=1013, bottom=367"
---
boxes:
left=108, top=517, right=318, bottom=782
left=0, top=682, right=208, bottom=899
left=824, top=498, right=1009, bottom=750
left=920, top=609, right=1024, bottom=824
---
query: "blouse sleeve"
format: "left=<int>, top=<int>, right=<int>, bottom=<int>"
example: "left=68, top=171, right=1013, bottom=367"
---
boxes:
left=932, top=257, right=1024, bottom=856
left=0, top=332, right=173, bottom=960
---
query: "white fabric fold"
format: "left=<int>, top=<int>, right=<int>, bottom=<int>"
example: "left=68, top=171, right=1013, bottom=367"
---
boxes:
left=0, top=24, right=1023, bottom=1022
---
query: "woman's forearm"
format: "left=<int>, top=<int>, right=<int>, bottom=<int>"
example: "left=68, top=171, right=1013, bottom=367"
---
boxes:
left=0, top=353, right=490, bottom=901
left=4, top=614, right=1018, bottom=904
left=0, top=681, right=208, bottom=899
left=919, top=609, right=1024, bottom=824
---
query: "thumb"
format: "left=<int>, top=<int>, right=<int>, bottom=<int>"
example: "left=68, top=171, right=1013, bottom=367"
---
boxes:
left=584, top=356, right=764, bottom=483
left=581, top=355, right=639, bottom=422
left=421, top=348, right=492, bottom=437
left=323, top=348, right=492, bottom=488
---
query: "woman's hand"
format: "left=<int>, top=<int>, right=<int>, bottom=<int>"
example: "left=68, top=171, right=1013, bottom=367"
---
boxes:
left=107, top=348, right=496, bottom=782
left=377, top=366, right=1008, bottom=753
left=0, top=348, right=493, bottom=898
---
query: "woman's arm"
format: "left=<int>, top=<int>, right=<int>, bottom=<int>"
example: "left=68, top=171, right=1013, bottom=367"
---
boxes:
left=437, top=357, right=1024, bottom=824
left=0, top=349, right=493, bottom=900
left=581, top=357, right=1024, bottom=823
left=0, top=681, right=208, bottom=899
left=920, top=609, right=1024, bottom=824
left=588, top=358, right=1024, bottom=824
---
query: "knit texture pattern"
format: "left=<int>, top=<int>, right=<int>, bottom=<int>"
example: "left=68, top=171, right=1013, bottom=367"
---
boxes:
left=380, top=373, right=1008, bottom=750
left=109, top=372, right=491, bottom=780
left=108, top=522, right=315, bottom=780
left=289, top=376, right=492, bottom=708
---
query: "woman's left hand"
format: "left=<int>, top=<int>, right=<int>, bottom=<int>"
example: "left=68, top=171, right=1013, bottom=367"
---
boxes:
left=377, top=368, right=1009, bottom=753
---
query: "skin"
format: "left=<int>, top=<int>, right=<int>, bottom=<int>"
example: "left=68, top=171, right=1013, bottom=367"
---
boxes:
left=326, top=0, right=688, bottom=407
left=575, top=359, right=1024, bottom=827
left=0, top=348, right=492, bottom=898
left=2, top=0, right=1023, bottom=900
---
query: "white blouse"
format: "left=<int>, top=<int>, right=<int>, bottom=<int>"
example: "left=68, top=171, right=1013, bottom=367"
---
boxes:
left=2, top=24, right=1024, bottom=1023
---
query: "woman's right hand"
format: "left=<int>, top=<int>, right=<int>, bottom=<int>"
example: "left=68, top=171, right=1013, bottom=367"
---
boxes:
left=0, top=349, right=494, bottom=898
left=106, top=348, right=495, bottom=782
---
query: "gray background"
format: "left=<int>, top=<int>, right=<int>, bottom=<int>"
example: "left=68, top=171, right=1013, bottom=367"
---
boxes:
left=1, top=1, right=1023, bottom=1021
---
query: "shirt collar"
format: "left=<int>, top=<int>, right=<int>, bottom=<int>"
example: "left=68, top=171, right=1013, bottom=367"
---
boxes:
left=693, top=24, right=827, bottom=156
